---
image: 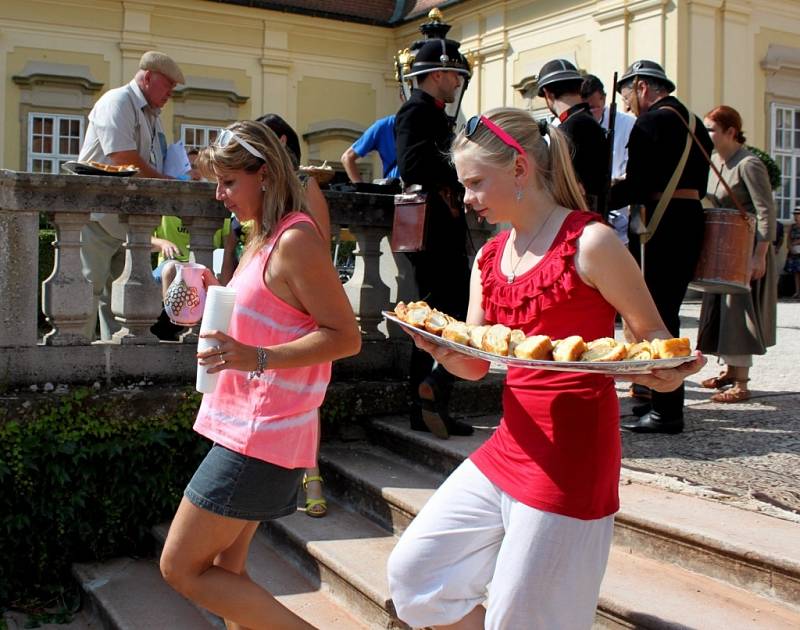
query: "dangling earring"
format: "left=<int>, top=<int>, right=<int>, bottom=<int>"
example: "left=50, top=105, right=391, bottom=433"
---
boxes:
left=261, top=182, right=267, bottom=192
left=515, top=188, right=523, bottom=202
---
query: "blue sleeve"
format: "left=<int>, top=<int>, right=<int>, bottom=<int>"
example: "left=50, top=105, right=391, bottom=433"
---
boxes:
left=352, top=122, right=381, bottom=158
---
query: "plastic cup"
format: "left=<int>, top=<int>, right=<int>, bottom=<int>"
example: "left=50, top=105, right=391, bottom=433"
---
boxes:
left=196, top=286, right=238, bottom=394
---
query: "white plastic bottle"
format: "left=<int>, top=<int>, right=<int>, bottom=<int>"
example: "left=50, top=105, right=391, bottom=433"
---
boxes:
left=196, top=286, right=238, bottom=394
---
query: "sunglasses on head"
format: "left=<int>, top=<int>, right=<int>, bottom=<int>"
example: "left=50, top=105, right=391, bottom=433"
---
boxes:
left=464, top=115, right=527, bottom=158
left=216, top=128, right=266, bottom=161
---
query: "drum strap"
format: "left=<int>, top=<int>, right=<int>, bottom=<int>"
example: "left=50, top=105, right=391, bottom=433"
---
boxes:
left=664, top=108, right=750, bottom=221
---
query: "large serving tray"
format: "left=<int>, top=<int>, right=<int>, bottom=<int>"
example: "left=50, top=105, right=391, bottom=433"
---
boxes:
left=62, top=161, right=138, bottom=177
left=383, top=311, right=695, bottom=375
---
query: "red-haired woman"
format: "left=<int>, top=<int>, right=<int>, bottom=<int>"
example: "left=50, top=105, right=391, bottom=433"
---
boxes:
left=697, top=105, right=777, bottom=402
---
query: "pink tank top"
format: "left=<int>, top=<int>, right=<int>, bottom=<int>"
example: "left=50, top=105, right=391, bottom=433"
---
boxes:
left=193, top=212, right=331, bottom=469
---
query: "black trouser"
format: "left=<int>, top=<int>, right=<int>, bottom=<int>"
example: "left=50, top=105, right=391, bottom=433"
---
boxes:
left=405, top=242, right=470, bottom=410
left=629, top=199, right=705, bottom=418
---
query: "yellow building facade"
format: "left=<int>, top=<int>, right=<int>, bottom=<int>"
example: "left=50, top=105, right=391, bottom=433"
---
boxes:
left=2, top=0, right=799, bottom=216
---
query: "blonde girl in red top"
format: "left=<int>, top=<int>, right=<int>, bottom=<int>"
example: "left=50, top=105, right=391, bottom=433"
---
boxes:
left=160, top=120, right=360, bottom=630
left=387, top=108, right=704, bottom=629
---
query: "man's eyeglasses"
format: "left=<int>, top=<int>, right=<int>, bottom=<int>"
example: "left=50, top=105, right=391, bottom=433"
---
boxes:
left=464, top=115, right=527, bottom=158
left=216, top=128, right=266, bottom=161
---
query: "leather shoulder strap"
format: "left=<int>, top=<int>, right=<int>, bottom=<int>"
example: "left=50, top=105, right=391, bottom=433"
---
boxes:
left=640, top=106, right=694, bottom=244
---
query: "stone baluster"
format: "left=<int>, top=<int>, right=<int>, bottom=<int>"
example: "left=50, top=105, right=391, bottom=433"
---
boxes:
left=0, top=205, right=38, bottom=347
left=184, top=216, right=220, bottom=271
left=343, top=222, right=391, bottom=340
left=111, top=213, right=163, bottom=344
left=42, top=212, right=94, bottom=345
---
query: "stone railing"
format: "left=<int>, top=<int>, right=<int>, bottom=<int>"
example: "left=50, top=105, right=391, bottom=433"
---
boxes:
left=0, top=171, right=490, bottom=385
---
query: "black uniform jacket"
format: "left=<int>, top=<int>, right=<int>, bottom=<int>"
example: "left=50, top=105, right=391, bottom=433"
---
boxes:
left=395, top=89, right=466, bottom=251
left=558, top=102, right=610, bottom=207
left=610, top=96, right=713, bottom=209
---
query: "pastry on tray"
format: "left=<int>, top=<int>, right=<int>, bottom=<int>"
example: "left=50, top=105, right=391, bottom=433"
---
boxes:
left=388, top=303, right=692, bottom=364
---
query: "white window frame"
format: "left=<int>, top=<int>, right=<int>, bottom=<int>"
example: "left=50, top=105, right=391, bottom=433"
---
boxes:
left=771, top=102, right=800, bottom=221
left=181, top=124, right=222, bottom=150
left=27, top=112, right=84, bottom=173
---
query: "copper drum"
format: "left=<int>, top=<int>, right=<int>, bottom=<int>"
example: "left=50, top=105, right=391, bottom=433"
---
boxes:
left=689, top=208, right=755, bottom=294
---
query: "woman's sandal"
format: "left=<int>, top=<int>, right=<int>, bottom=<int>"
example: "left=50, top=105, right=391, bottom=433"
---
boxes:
left=710, top=382, right=750, bottom=403
left=700, top=373, right=736, bottom=390
left=302, top=474, right=327, bottom=518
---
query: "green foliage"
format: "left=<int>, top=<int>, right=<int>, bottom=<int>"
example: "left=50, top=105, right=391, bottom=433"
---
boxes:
left=746, top=146, right=782, bottom=190
left=0, top=387, right=207, bottom=609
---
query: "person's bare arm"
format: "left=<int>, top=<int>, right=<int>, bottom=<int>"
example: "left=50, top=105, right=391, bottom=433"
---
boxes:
left=304, top=176, right=331, bottom=240
left=107, top=150, right=170, bottom=179
left=575, top=221, right=706, bottom=390
left=219, top=229, right=238, bottom=286
left=199, top=223, right=361, bottom=373
left=340, top=147, right=363, bottom=183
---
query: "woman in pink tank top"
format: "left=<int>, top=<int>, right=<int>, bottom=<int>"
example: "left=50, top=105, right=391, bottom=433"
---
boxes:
left=387, top=108, right=705, bottom=629
left=160, top=121, right=360, bottom=630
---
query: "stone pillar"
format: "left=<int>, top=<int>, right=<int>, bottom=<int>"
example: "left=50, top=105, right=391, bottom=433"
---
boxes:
left=111, top=213, right=162, bottom=344
left=0, top=207, right=38, bottom=347
left=42, top=212, right=94, bottom=345
left=184, top=215, right=219, bottom=270
left=344, top=224, right=391, bottom=340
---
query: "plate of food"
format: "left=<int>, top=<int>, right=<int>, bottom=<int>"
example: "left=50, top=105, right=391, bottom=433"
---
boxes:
left=62, top=161, right=139, bottom=177
left=384, top=302, right=696, bottom=375
left=299, top=161, right=335, bottom=185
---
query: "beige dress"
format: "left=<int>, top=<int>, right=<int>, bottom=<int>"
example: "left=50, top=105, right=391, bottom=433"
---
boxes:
left=697, top=147, right=777, bottom=358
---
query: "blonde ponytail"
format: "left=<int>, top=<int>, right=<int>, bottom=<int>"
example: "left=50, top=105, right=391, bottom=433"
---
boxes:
left=451, top=107, right=588, bottom=211
left=542, top=124, right=588, bottom=211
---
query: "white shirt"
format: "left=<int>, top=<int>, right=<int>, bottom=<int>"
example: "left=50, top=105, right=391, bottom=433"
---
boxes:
left=81, top=80, right=166, bottom=236
left=600, top=107, right=635, bottom=180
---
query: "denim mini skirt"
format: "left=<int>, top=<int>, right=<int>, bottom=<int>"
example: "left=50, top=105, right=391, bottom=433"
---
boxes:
left=185, top=444, right=304, bottom=521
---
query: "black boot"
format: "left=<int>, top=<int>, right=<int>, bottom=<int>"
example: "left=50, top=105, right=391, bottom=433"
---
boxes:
left=416, top=376, right=474, bottom=440
left=631, top=402, right=652, bottom=417
left=621, top=411, right=684, bottom=435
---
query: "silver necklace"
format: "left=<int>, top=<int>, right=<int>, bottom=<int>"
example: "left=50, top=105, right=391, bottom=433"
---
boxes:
left=506, top=206, right=557, bottom=284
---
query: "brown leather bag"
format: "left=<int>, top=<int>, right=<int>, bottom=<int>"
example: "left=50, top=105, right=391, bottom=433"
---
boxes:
left=391, top=190, right=429, bottom=253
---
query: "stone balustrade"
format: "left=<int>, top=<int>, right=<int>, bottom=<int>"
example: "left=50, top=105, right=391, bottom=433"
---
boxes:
left=0, top=170, right=490, bottom=385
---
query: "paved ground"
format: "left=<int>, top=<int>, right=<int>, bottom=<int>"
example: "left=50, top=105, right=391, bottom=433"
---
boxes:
left=617, top=298, right=800, bottom=522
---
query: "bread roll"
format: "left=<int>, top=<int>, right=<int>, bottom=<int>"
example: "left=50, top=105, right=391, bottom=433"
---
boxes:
left=626, top=340, right=653, bottom=360
left=424, top=310, right=450, bottom=335
left=469, top=325, right=489, bottom=349
left=652, top=337, right=691, bottom=359
left=513, top=335, right=553, bottom=360
left=482, top=324, right=512, bottom=356
left=552, top=335, right=587, bottom=362
left=508, top=329, right=527, bottom=357
left=405, top=304, right=431, bottom=328
left=442, top=321, right=471, bottom=345
left=581, top=337, right=627, bottom=362
left=394, top=301, right=408, bottom=321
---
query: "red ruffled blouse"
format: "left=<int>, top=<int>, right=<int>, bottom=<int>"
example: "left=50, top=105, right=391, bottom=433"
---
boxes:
left=470, top=210, right=621, bottom=520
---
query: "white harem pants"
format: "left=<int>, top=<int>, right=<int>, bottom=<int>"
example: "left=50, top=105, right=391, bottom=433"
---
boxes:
left=387, top=459, right=614, bottom=629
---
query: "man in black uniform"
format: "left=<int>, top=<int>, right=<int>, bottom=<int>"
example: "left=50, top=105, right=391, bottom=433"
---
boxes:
left=395, top=38, right=474, bottom=438
left=609, top=60, right=713, bottom=435
left=537, top=59, right=609, bottom=215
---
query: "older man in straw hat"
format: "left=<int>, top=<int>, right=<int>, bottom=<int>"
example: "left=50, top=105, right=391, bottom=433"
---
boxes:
left=79, top=51, right=185, bottom=341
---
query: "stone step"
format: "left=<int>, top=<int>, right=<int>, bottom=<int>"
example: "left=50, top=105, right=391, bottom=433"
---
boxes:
left=597, top=548, right=800, bottom=629
left=259, top=501, right=406, bottom=629
left=261, top=479, right=800, bottom=630
left=73, top=557, right=215, bottom=630
left=150, top=523, right=370, bottom=630
left=325, top=424, right=800, bottom=611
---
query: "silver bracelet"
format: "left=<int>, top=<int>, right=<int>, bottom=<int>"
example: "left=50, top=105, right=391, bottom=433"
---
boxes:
left=248, top=346, right=268, bottom=380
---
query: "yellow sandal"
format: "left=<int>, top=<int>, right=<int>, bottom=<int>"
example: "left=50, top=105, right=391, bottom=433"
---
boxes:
left=302, top=474, right=327, bottom=518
